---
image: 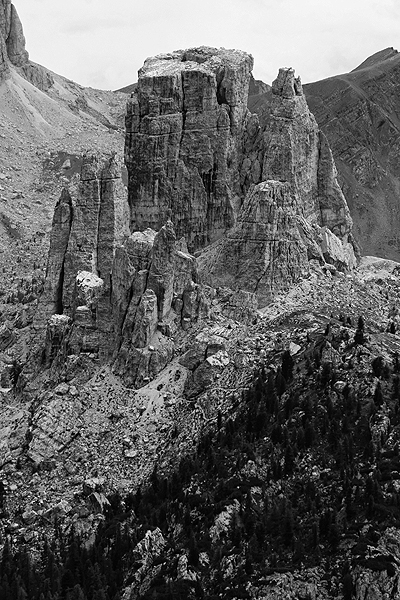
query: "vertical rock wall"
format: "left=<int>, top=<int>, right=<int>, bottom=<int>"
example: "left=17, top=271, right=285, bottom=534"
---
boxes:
left=38, top=154, right=131, bottom=360
left=36, top=47, right=358, bottom=386
left=38, top=155, right=201, bottom=387
left=40, top=188, right=73, bottom=320
left=125, top=46, right=254, bottom=251
left=0, top=0, right=28, bottom=79
left=241, top=67, right=353, bottom=239
left=198, top=181, right=311, bottom=304
left=198, top=67, right=357, bottom=300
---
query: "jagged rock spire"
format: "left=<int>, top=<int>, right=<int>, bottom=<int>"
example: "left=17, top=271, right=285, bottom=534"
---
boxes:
left=125, top=46, right=253, bottom=251
left=0, top=0, right=28, bottom=79
left=272, top=67, right=303, bottom=98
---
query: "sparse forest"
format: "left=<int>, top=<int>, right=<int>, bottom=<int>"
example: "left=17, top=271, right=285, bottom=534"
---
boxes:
left=3, top=316, right=400, bottom=599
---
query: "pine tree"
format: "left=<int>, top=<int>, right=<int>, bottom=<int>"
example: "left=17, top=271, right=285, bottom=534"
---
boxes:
left=281, top=350, right=294, bottom=382
left=283, top=505, right=294, bottom=547
left=374, top=382, right=384, bottom=407
left=372, top=356, right=384, bottom=378
left=188, top=531, right=199, bottom=567
left=284, top=445, right=295, bottom=475
left=275, top=367, right=287, bottom=398
left=343, top=573, right=353, bottom=600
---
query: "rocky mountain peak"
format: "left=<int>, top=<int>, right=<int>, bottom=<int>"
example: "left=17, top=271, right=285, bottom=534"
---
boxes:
left=351, top=46, right=399, bottom=71
left=26, top=51, right=357, bottom=402
left=125, top=46, right=253, bottom=250
left=272, top=66, right=303, bottom=98
left=0, top=0, right=28, bottom=78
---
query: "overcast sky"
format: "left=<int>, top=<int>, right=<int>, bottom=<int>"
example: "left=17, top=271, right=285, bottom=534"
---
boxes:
left=15, top=0, right=400, bottom=91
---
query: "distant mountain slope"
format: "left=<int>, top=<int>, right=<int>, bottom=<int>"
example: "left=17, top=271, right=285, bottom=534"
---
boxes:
left=352, top=47, right=399, bottom=71
left=304, top=48, right=400, bottom=260
left=0, top=0, right=127, bottom=293
left=115, top=81, right=137, bottom=94
left=248, top=48, right=400, bottom=261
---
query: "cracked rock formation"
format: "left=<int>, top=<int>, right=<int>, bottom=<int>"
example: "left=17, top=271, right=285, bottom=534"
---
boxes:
left=199, top=67, right=357, bottom=302
left=38, top=155, right=201, bottom=387
left=36, top=51, right=357, bottom=385
left=125, top=46, right=254, bottom=251
left=126, top=54, right=356, bottom=302
left=241, top=67, right=353, bottom=238
left=0, top=0, right=29, bottom=79
left=262, top=68, right=353, bottom=238
left=198, top=181, right=310, bottom=304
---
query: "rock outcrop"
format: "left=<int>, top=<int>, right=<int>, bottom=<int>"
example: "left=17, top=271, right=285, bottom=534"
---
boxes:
left=125, top=46, right=253, bottom=251
left=198, top=181, right=310, bottom=304
left=110, top=220, right=202, bottom=388
left=262, top=69, right=353, bottom=237
left=240, top=67, right=353, bottom=237
left=199, top=68, right=356, bottom=302
left=38, top=154, right=201, bottom=388
left=0, top=0, right=28, bottom=79
left=302, top=48, right=400, bottom=260
left=35, top=51, right=357, bottom=385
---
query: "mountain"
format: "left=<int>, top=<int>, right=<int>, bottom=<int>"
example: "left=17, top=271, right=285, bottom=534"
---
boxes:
left=0, top=0, right=127, bottom=303
left=106, top=46, right=400, bottom=263
left=2, top=4, right=400, bottom=597
left=304, top=48, right=400, bottom=260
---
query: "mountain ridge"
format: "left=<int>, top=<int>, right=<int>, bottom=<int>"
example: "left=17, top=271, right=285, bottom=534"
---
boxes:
left=303, top=47, right=400, bottom=260
left=1, top=5, right=400, bottom=598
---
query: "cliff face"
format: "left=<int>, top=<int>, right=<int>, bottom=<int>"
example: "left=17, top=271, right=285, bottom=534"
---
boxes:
left=36, top=49, right=356, bottom=387
left=198, top=181, right=310, bottom=304
left=125, top=46, right=253, bottom=251
left=38, top=154, right=202, bottom=388
left=0, top=0, right=28, bottom=79
left=199, top=68, right=356, bottom=301
left=241, top=67, right=353, bottom=237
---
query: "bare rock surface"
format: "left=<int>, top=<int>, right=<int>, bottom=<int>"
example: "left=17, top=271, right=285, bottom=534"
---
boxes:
left=34, top=156, right=202, bottom=388
left=200, top=67, right=356, bottom=302
left=0, top=0, right=28, bottom=80
left=242, top=67, right=353, bottom=236
left=125, top=46, right=253, bottom=250
left=198, top=180, right=309, bottom=304
left=302, top=48, right=400, bottom=261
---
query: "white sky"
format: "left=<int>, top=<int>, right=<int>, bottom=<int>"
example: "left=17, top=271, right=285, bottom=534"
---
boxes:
left=15, top=0, right=400, bottom=91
